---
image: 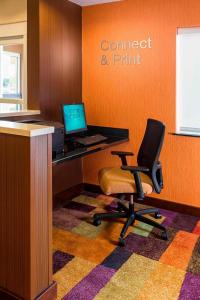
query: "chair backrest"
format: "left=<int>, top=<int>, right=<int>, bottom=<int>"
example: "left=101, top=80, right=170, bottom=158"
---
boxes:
left=137, top=119, right=165, bottom=193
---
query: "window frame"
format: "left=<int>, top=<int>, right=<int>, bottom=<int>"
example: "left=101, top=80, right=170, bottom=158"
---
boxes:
left=0, top=22, right=27, bottom=110
left=176, top=27, right=200, bottom=136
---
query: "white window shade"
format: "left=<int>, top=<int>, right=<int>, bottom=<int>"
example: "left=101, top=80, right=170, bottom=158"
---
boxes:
left=176, top=27, right=200, bottom=134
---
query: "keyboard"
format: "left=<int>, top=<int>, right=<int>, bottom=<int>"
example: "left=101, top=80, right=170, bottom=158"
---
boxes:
left=75, top=134, right=107, bottom=146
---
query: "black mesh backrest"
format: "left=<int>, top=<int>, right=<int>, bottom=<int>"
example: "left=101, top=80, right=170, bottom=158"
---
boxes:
left=137, top=119, right=165, bottom=171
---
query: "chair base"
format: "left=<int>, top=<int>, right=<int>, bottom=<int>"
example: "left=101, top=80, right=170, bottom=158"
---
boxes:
left=93, top=199, right=168, bottom=246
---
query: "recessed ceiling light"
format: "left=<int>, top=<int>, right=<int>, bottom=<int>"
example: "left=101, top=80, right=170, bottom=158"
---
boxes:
left=69, top=0, right=122, bottom=7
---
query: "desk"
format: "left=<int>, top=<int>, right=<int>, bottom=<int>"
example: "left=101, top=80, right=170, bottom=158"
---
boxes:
left=10, top=119, right=129, bottom=195
left=53, top=125, right=129, bottom=165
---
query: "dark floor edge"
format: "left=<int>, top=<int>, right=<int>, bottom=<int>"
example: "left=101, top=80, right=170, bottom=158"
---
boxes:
left=53, top=183, right=84, bottom=209
left=0, top=289, right=20, bottom=300
left=83, top=183, right=200, bottom=217
left=0, top=282, right=57, bottom=300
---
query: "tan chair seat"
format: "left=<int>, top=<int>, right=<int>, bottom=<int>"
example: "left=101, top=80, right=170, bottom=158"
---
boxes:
left=99, top=167, right=153, bottom=196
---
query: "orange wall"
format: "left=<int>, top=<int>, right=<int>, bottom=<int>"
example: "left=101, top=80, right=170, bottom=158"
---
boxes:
left=82, top=0, right=200, bottom=208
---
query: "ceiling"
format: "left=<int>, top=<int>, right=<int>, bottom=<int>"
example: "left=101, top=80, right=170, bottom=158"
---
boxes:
left=69, top=0, right=122, bottom=7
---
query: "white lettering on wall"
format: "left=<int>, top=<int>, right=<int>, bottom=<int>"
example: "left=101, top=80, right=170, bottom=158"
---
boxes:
left=100, top=37, right=152, bottom=66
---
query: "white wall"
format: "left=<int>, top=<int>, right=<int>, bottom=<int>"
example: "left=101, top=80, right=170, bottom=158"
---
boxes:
left=0, top=0, right=27, bottom=25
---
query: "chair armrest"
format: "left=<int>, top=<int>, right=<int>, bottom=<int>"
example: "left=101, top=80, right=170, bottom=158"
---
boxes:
left=111, top=151, right=134, bottom=166
left=121, top=165, right=149, bottom=200
left=121, top=165, right=149, bottom=173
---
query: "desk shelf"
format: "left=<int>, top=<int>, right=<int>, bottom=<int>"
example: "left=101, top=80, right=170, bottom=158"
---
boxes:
left=53, top=125, right=129, bottom=165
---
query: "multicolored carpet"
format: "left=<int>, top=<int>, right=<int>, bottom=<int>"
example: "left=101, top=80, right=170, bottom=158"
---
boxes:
left=53, top=193, right=200, bottom=300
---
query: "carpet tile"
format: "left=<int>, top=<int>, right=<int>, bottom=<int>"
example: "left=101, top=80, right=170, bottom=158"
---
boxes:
left=98, top=221, right=133, bottom=243
left=178, top=272, right=200, bottom=300
left=96, top=194, right=116, bottom=205
left=159, top=231, right=198, bottom=270
left=53, top=257, right=96, bottom=300
left=94, top=254, right=157, bottom=300
left=125, top=232, right=171, bottom=260
left=63, top=265, right=116, bottom=300
left=168, top=213, right=199, bottom=232
left=52, top=193, right=200, bottom=300
left=132, top=221, right=153, bottom=237
left=53, top=208, right=82, bottom=231
left=53, top=250, right=74, bottom=274
left=64, top=201, right=96, bottom=213
left=149, top=225, right=178, bottom=242
left=101, top=246, right=132, bottom=270
left=193, top=220, right=200, bottom=235
left=160, top=209, right=178, bottom=227
left=136, top=263, right=186, bottom=300
left=187, top=237, right=200, bottom=275
left=53, top=227, right=115, bottom=264
left=71, top=220, right=109, bottom=239
left=73, top=195, right=106, bottom=208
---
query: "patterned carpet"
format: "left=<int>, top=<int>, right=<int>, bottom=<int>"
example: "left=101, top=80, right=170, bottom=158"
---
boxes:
left=52, top=193, right=200, bottom=300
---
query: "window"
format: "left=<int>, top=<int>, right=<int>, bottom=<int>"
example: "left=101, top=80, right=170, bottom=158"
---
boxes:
left=176, top=27, right=200, bottom=135
left=0, top=22, right=27, bottom=113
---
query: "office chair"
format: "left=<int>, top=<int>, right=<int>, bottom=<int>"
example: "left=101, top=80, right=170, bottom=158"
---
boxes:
left=93, top=119, right=168, bottom=246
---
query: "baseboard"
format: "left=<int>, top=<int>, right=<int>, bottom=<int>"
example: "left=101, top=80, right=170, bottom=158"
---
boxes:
left=83, top=183, right=102, bottom=194
left=0, top=289, right=20, bottom=300
left=143, top=196, right=200, bottom=217
left=83, top=183, right=200, bottom=217
left=53, top=183, right=84, bottom=209
left=36, top=281, right=57, bottom=300
left=0, top=282, right=57, bottom=300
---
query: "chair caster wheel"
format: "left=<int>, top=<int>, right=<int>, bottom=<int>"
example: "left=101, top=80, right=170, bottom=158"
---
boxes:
left=154, top=212, right=162, bottom=219
left=93, top=219, right=101, bottom=226
left=161, top=231, right=168, bottom=240
left=116, top=203, right=124, bottom=212
left=117, top=207, right=124, bottom=213
left=119, top=237, right=125, bottom=247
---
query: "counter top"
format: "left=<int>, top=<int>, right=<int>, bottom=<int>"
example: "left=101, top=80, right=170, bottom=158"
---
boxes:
left=0, top=110, right=40, bottom=118
left=0, top=121, right=54, bottom=137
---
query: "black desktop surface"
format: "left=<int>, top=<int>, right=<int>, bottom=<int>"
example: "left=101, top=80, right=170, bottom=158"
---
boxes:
left=16, top=119, right=129, bottom=163
left=53, top=125, right=129, bottom=165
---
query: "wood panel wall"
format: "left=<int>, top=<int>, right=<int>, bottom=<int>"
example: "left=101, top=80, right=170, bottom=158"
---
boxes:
left=0, top=133, right=54, bottom=299
left=28, top=0, right=82, bottom=121
left=39, top=0, right=82, bottom=122
left=28, top=0, right=83, bottom=195
left=27, top=0, right=40, bottom=110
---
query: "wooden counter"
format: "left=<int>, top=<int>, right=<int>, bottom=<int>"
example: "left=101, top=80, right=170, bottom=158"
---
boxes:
left=0, top=120, right=53, bottom=137
left=0, top=122, right=56, bottom=300
left=0, top=110, right=40, bottom=118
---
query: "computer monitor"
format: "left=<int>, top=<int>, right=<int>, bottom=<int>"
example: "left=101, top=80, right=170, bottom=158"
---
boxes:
left=62, top=103, right=87, bottom=135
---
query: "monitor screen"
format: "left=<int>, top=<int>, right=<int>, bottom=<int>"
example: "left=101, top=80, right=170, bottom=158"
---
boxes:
left=62, top=103, right=87, bottom=134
